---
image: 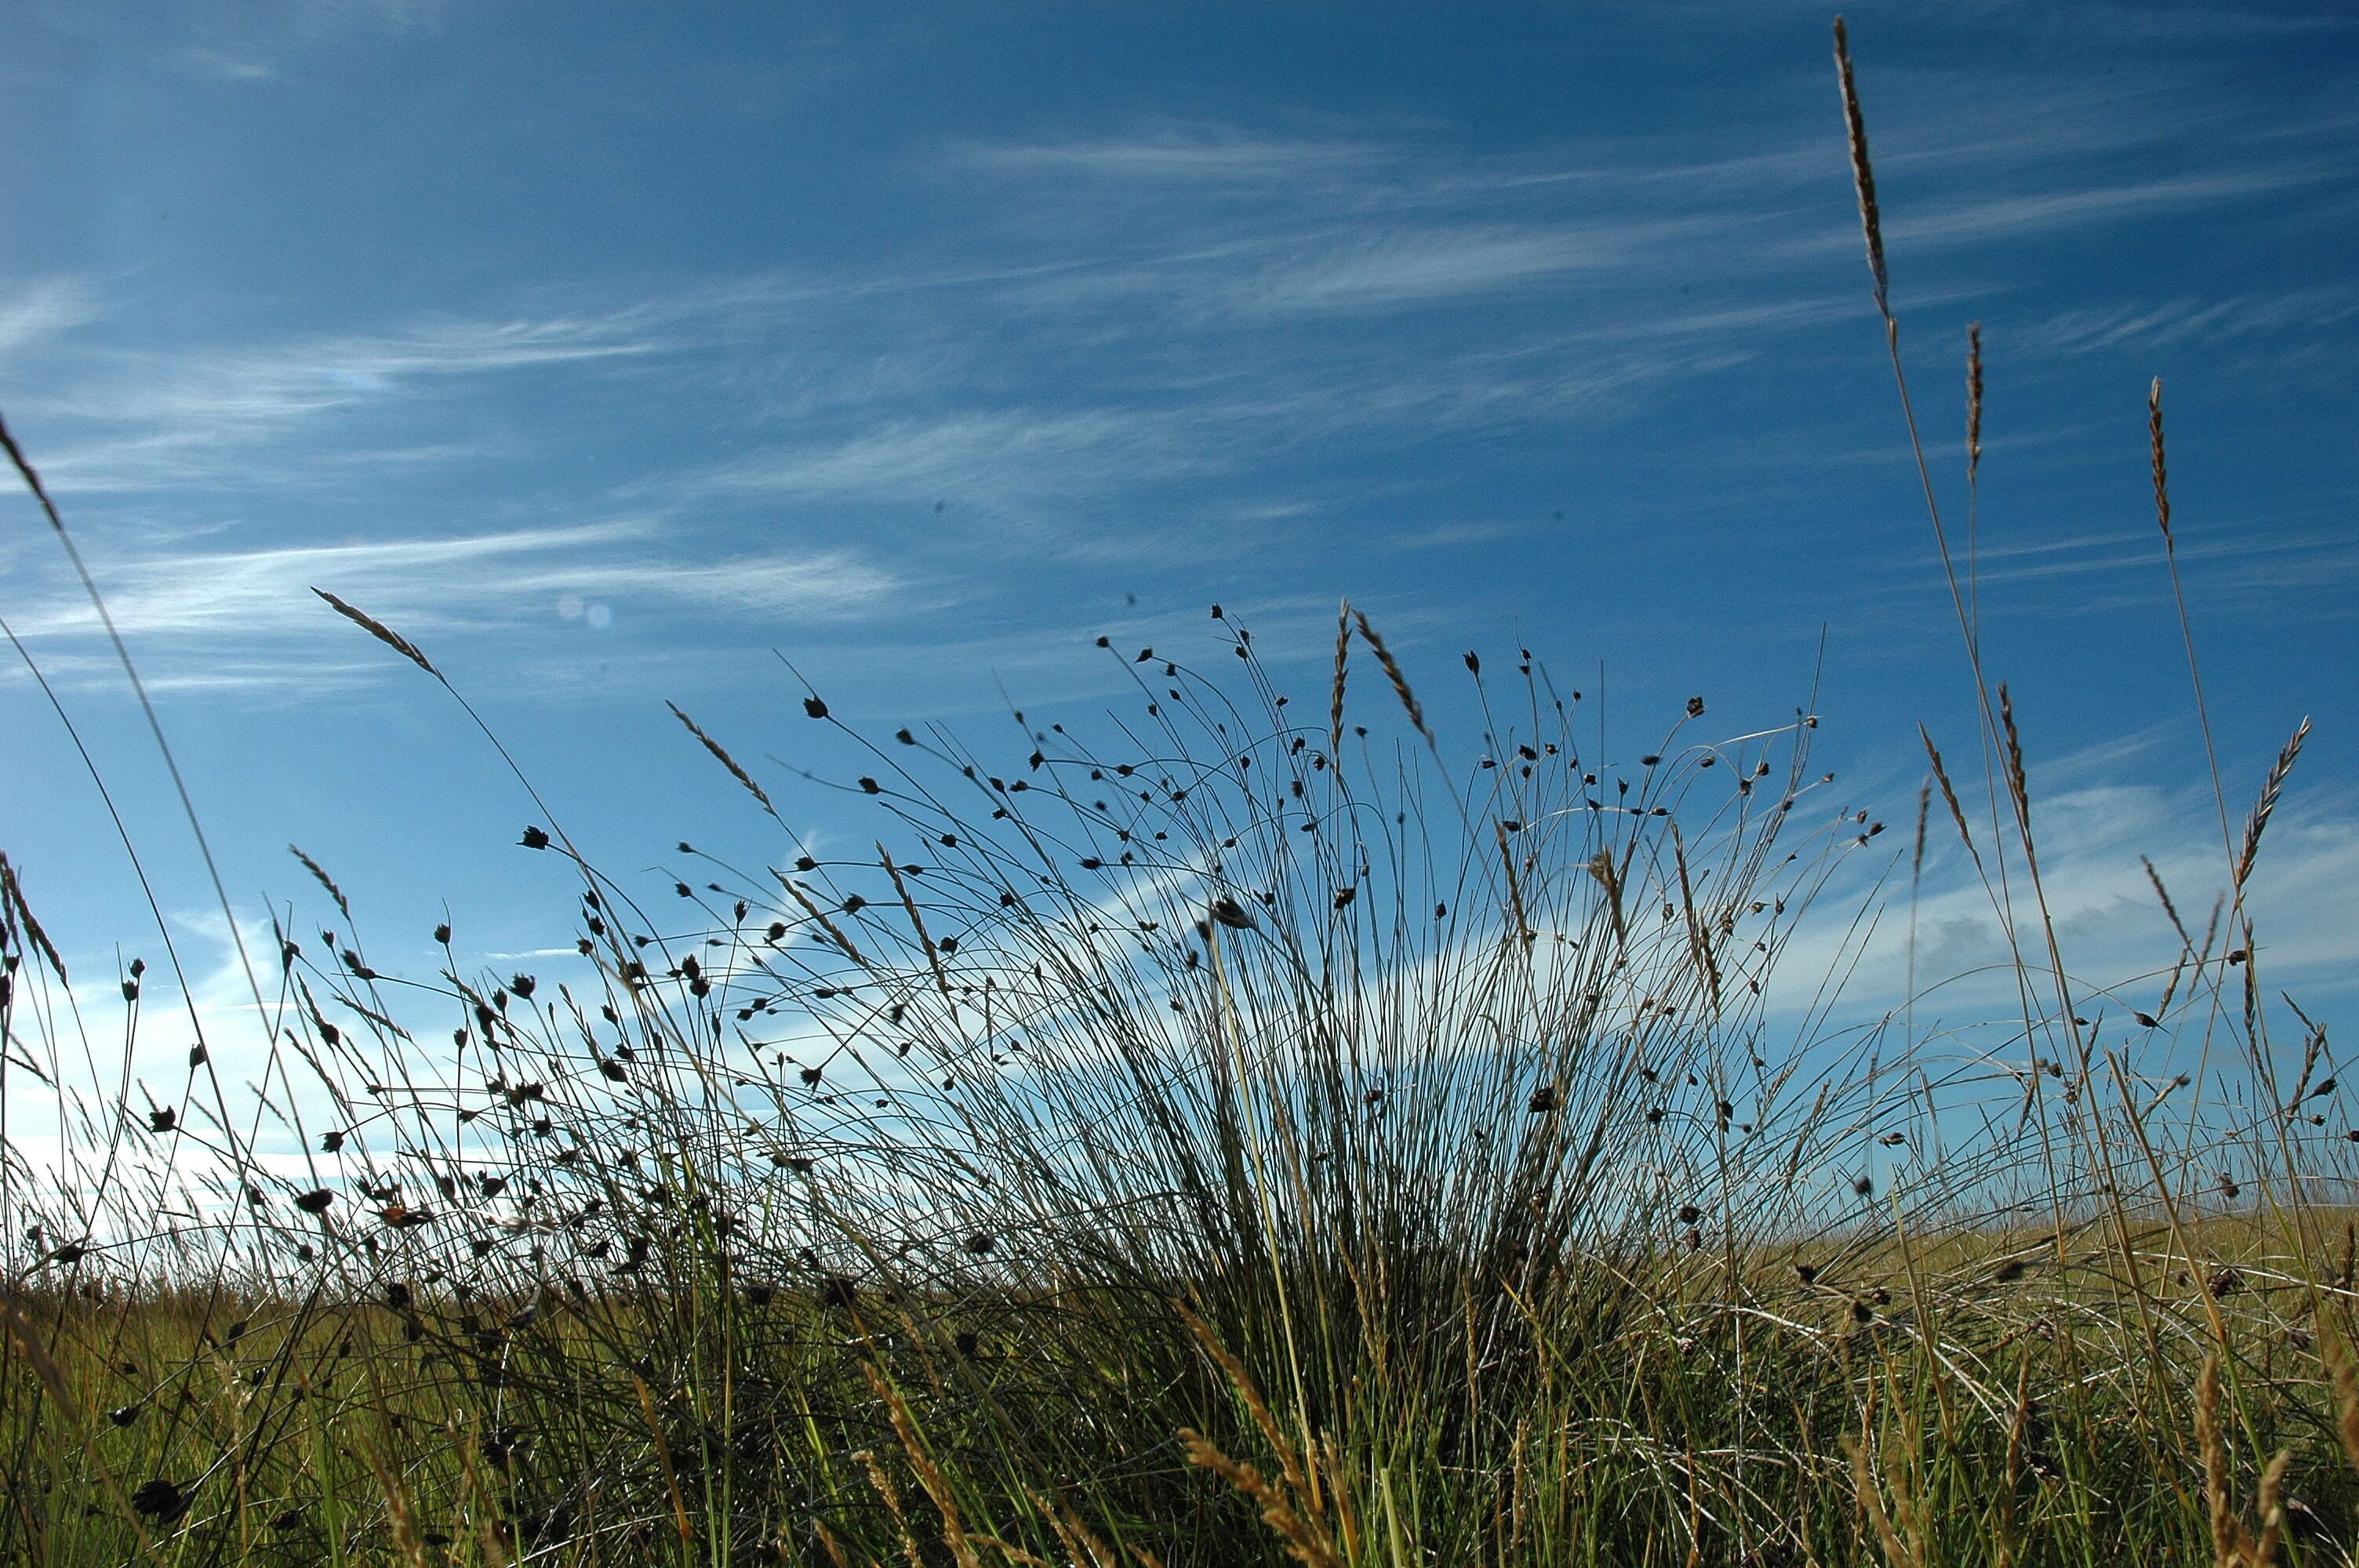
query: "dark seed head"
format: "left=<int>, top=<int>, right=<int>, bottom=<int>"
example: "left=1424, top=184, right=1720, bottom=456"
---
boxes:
left=132, top=1479, right=187, bottom=1519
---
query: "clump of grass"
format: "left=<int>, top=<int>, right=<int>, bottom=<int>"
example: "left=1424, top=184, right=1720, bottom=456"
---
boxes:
left=0, top=22, right=2345, bottom=1568
left=3, top=584, right=2342, bottom=1565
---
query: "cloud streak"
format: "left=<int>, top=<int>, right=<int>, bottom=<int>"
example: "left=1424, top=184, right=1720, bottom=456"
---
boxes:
left=5, top=516, right=907, bottom=695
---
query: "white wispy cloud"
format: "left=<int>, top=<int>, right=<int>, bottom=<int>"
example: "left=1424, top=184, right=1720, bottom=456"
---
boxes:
left=671, top=335, right=1738, bottom=536
left=962, top=128, right=1394, bottom=186
left=0, top=287, right=840, bottom=496
left=180, top=46, right=276, bottom=80
left=2012, top=284, right=2359, bottom=357
left=0, top=277, right=100, bottom=354
left=1765, top=779, right=2359, bottom=1071
left=3, top=46, right=2345, bottom=709
left=5, top=517, right=907, bottom=694
left=1224, top=223, right=1688, bottom=316
left=1375, top=520, right=1541, bottom=553
left=1874, top=165, right=2339, bottom=251
left=697, top=409, right=1200, bottom=505
left=42, top=314, right=663, bottom=423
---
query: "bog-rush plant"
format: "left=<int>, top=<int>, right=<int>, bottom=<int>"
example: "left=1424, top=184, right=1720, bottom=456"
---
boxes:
left=0, top=21, right=2345, bottom=1568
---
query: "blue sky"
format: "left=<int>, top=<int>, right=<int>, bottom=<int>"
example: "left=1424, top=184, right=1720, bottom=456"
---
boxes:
left=2, top=0, right=2354, bottom=1052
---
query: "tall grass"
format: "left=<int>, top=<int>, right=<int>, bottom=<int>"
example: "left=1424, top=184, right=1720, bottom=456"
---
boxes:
left=1, top=22, right=2347, bottom=1567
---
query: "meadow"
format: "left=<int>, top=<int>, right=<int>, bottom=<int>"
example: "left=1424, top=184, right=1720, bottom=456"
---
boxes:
left=1, top=24, right=2349, bottom=1567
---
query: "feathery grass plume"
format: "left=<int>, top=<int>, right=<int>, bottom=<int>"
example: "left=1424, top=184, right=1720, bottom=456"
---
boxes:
left=1967, top=323, right=1984, bottom=484
left=864, top=1363, right=983, bottom=1568
left=1178, top=1428, right=1340, bottom=1568
left=855, top=1448, right=928, bottom=1568
left=0, top=1291, right=83, bottom=1421
left=775, top=870, right=867, bottom=964
left=0, top=409, right=69, bottom=536
left=449, top=1420, right=520, bottom=1568
left=2251, top=1450, right=2292, bottom=1568
left=352, top=1423, right=434, bottom=1568
left=1329, top=597, right=1350, bottom=762
left=1910, top=777, right=1930, bottom=885
left=2143, top=853, right=2192, bottom=948
left=1350, top=608, right=1430, bottom=744
left=1015, top=1484, right=1116, bottom=1568
left=1497, top=820, right=1533, bottom=946
left=1832, top=18, right=1888, bottom=321
left=880, top=844, right=951, bottom=994
left=809, top=1519, right=857, bottom=1568
left=2234, top=717, right=2309, bottom=889
left=2198, top=1356, right=2239, bottom=1566
left=1997, top=683, right=2030, bottom=828
left=1842, top=1433, right=1919, bottom=1568
left=2145, top=375, right=2239, bottom=871
left=1180, top=1301, right=1310, bottom=1497
left=2142, top=851, right=2201, bottom=1016
left=0, top=852, right=67, bottom=982
left=2321, top=1317, right=2359, bottom=1480
left=1670, top=823, right=1719, bottom=1010
left=1586, top=848, right=1629, bottom=946
left=287, top=844, right=351, bottom=921
left=970, top=1530, right=1060, bottom=1568
left=666, top=700, right=778, bottom=815
left=1917, top=726, right=1983, bottom=873
left=311, top=588, right=443, bottom=680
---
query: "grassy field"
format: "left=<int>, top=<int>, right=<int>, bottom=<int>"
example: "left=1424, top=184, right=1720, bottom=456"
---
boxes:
left=2, top=24, right=2350, bottom=1567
